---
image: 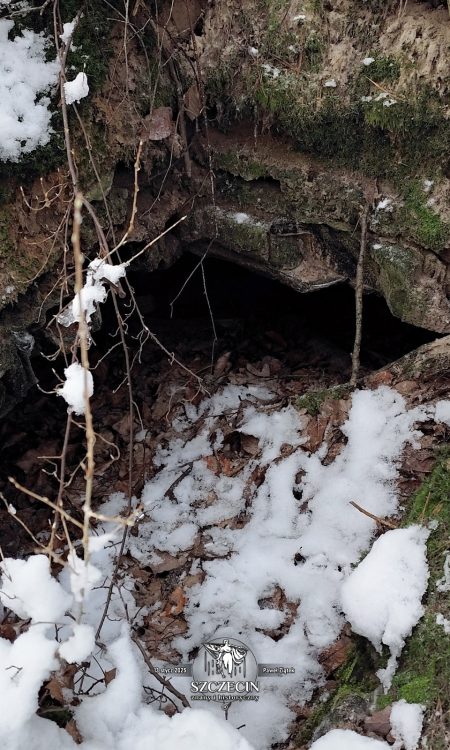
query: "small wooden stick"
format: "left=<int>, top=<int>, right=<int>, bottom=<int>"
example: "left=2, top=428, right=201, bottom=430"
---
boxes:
left=349, top=500, right=398, bottom=529
left=131, top=635, right=191, bottom=709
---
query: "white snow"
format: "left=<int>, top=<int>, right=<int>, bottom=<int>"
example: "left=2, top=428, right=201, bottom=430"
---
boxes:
left=58, top=258, right=126, bottom=328
left=97, top=384, right=431, bottom=747
left=0, top=382, right=438, bottom=750
left=390, top=700, right=424, bottom=750
left=0, top=555, right=71, bottom=623
left=0, top=20, right=59, bottom=161
left=0, top=552, right=255, bottom=750
left=436, top=552, right=450, bottom=592
left=311, top=729, right=390, bottom=748
left=64, top=71, right=89, bottom=105
left=436, top=612, right=450, bottom=634
left=376, top=197, right=393, bottom=211
left=233, top=212, right=252, bottom=224
left=262, top=63, right=280, bottom=78
left=434, top=399, right=450, bottom=426
left=60, top=20, right=76, bottom=45
left=58, top=623, right=95, bottom=663
left=67, top=549, right=102, bottom=603
left=342, top=526, right=429, bottom=691
left=0, top=627, right=61, bottom=737
left=58, top=362, right=94, bottom=415
left=240, top=405, right=303, bottom=462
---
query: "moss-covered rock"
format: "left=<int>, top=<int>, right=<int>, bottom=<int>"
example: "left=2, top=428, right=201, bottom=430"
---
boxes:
left=375, top=452, right=450, bottom=747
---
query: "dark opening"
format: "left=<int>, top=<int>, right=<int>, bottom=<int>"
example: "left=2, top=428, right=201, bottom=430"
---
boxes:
left=0, top=249, right=437, bottom=554
left=127, top=251, right=435, bottom=373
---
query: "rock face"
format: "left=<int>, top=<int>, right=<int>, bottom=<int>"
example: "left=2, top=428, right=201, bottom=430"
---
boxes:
left=182, top=127, right=450, bottom=332
left=0, top=0, right=450, bottom=412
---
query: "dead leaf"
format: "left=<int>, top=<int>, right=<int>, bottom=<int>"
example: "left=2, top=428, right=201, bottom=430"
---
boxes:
left=366, top=369, right=393, bottom=387
left=240, top=433, right=260, bottom=457
left=219, top=456, right=234, bottom=476
left=150, top=551, right=188, bottom=575
left=0, top=623, right=16, bottom=642
left=246, top=362, right=271, bottom=378
left=65, top=719, right=82, bottom=744
left=213, top=352, right=231, bottom=377
left=163, top=586, right=186, bottom=616
left=142, top=107, right=173, bottom=141
left=319, top=635, right=353, bottom=675
left=104, top=668, right=116, bottom=686
left=46, top=677, right=64, bottom=703
left=205, top=455, right=220, bottom=475
left=395, top=380, right=418, bottom=396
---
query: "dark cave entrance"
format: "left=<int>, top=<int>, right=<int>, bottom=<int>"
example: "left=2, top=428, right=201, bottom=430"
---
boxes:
left=126, top=251, right=435, bottom=376
left=0, top=249, right=437, bottom=556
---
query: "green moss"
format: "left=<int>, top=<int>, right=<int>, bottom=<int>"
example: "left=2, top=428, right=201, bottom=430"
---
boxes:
left=295, top=452, right=450, bottom=746
left=401, top=183, right=449, bottom=253
left=56, top=0, right=117, bottom=92
left=375, top=452, right=450, bottom=742
left=371, top=243, right=427, bottom=323
left=296, top=385, right=349, bottom=416
left=304, top=33, right=324, bottom=71
left=295, top=638, right=379, bottom=745
left=364, top=56, right=401, bottom=84
left=214, top=151, right=269, bottom=181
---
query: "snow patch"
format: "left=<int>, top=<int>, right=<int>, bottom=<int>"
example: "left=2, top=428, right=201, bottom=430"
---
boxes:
left=0, top=20, right=59, bottom=161
left=390, top=699, right=424, bottom=750
left=64, top=71, right=89, bottom=105
left=311, top=728, right=390, bottom=748
left=434, top=399, right=450, bottom=426
left=342, top=526, right=429, bottom=691
left=58, top=362, right=94, bottom=415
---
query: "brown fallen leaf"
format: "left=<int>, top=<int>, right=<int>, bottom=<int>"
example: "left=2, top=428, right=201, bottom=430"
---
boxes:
left=142, top=107, right=174, bottom=141
left=219, top=455, right=235, bottom=476
left=246, top=362, right=271, bottom=378
left=213, top=352, right=232, bottom=377
left=395, top=380, right=419, bottom=396
left=0, top=623, right=16, bottom=642
left=319, top=635, right=353, bottom=675
left=104, top=668, right=116, bottom=686
left=204, top=455, right=220, bottom=475
left=240, top=433, right=260, bottom=457
left=65, top=719, right=82, bottom=744
left=45, top=663, right=77, bottom=705
left=150, top=551, right=188, bottom=575
left=366, top=369, right=393, bottom=387
left=163, top=586, right=186, bottom=616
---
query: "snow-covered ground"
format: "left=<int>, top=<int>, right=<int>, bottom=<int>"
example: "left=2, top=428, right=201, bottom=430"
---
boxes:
left=1, top=382, right=440, bottom=749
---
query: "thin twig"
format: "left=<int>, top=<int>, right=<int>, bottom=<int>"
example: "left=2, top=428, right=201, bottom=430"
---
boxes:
left=131, top=634, right=191, bottom=709
left=350, top=208, right=368, bottom=387
left=349, top=500, right=398, bottom=529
